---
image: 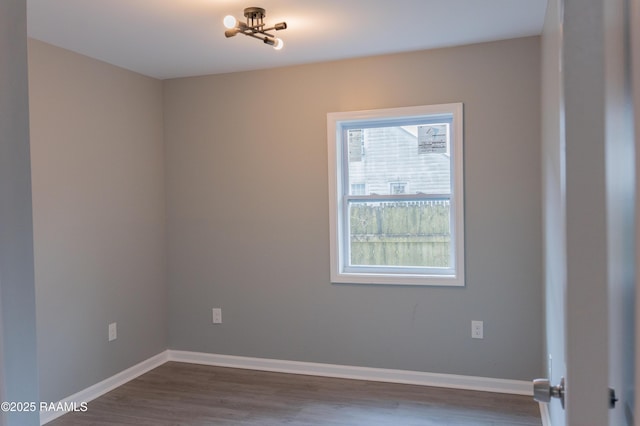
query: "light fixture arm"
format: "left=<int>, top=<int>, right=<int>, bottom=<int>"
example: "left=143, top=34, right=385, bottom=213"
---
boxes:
left=223, top=7, right=287, bottom=50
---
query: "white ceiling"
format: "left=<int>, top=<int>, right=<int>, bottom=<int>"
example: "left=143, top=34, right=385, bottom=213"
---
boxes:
left=27, top=0, right=548, bottom=80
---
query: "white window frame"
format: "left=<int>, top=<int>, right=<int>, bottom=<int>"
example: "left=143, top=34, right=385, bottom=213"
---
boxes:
left=389, top=182, right=407, bottom=194
left=327, top=103, right=465, bottom=286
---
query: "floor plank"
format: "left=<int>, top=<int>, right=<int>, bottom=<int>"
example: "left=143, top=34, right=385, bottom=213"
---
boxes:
left=47, top=362, right=541, bottom=425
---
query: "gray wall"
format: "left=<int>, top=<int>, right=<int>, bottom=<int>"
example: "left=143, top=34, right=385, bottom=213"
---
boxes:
left=0, top=1, right=40, bottom=424
left=28, top=40, right=168, bottom=403
left=164, top=36, right=543, bottom=380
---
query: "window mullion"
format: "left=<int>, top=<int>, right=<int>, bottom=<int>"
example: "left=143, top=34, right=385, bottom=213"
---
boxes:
left=345, top=194, right=452, bottom=203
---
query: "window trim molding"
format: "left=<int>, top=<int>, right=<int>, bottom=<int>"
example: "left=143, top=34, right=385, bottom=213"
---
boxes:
left=327, top=103, right=465, bottom=286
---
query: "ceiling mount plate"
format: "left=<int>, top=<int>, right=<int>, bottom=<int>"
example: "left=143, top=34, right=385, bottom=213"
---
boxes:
left=244, top=7, right=266, bottom=20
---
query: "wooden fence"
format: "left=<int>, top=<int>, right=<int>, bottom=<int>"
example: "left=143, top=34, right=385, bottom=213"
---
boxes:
left=349, top=201, right=451, bottom=267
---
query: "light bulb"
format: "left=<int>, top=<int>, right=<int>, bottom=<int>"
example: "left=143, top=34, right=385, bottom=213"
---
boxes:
left=223, top=15, right=237, bottom=29
left=273, top=38, right=284, bottom=50
left=225, top=28, right=239, bottom=38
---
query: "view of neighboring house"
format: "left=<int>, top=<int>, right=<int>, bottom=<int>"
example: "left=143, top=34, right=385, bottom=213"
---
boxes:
left=348, top=124, right=451, bottom=196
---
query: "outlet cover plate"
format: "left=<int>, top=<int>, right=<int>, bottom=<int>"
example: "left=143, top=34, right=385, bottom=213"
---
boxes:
left=471, top=320, right=483, bottom=339
left=212, top=308, right=222, bottom=324
left=108, top=322, right=117, bottom=341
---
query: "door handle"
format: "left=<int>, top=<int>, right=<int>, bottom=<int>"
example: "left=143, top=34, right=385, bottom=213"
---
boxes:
left=533, top=377, right=565, bottom=408
left=534, top=377, right=618, bottom=410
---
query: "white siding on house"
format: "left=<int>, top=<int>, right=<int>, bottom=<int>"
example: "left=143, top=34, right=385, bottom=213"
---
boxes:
left=349, top=126, right=451, bottom=196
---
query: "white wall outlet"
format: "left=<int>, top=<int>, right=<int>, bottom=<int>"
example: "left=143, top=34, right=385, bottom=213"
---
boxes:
left=471, top=320, right=483, bottom=339
left=212, top=308, right=222, bottom=324
left=108, top=322, right=117, bottom=341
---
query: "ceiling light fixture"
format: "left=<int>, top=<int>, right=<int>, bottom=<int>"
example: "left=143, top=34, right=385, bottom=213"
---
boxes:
left=223, top=7, right=287, bottom=50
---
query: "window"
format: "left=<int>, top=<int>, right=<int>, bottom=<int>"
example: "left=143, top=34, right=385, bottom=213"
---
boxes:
left=389, top=182, right=407, bottom=194
left=327, top=103, right=464, bottom=286
left=351, top=183, right=366, bottom=195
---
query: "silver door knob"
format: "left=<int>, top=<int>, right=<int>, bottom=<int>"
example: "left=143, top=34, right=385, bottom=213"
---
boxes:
left=533, top=377, right=565, bottom=408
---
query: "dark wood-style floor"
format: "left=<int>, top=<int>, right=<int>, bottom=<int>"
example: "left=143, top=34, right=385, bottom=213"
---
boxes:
left=48, top=362, right=541, bottom=425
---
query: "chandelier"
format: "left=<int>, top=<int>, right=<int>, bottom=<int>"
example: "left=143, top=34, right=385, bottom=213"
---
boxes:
left=223, top=7, right=287, bottom=50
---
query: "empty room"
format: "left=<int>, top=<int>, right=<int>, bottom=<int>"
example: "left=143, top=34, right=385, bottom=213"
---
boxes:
left=1, top=0, right=637, bottom=425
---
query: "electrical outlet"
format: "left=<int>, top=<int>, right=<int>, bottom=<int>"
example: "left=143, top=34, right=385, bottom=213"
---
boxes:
left=212, top=308, right=222, bottom=324
left=108, top=322, right=117, bottom=341
left=471, top=320, right=483, bottom=339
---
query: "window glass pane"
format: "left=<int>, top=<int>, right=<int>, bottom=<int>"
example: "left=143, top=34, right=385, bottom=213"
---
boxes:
left=349, top=200, right=451, bottom=268
left=351, top=183, right=366, bottom=195
left=328, top=103, right=464, bottom=285
left=347, top=124, right=451, bottom=196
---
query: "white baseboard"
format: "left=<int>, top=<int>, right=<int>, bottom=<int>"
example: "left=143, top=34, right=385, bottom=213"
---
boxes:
left=40, top=351, right=169, bottom=425
left=167, top=350, right=533, bottom=396
left=42, top=350, right=534, bottom=425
